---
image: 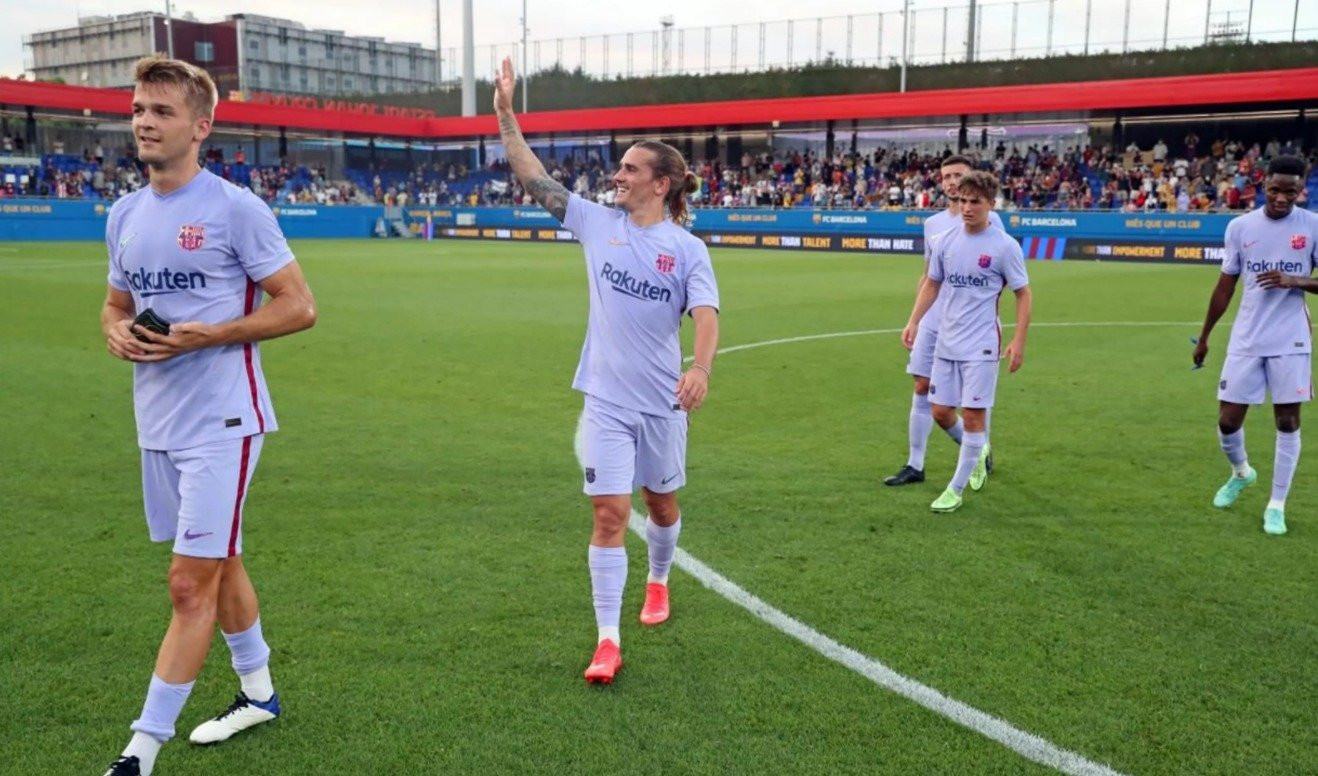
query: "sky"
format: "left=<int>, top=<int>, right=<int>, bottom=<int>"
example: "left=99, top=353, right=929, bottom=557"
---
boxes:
left=4, top=0, right=1311, bottom=80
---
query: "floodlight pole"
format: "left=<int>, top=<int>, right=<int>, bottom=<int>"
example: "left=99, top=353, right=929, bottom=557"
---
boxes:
left=461, top=0, right=474, bottom=116
left=900, top=0, right=910, bottom=92
left=521, top=0, right=528, bottom=112
left=440, top=0, right=450, bottom=85
left=165, top=0, right=175, bottom=58
left=966, top=0, right=976, bottom=62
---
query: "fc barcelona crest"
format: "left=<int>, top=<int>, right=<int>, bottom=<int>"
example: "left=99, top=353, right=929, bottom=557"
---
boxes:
left=177, top=224, right=205, bottom=251
left=1292, top=234, right=1308, bottom=251
left=656, top=253, right=676, bottom=274
left=977, top=253, right=992, bottom=268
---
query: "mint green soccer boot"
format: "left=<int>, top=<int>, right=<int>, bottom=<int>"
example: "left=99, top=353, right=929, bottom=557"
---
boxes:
left=1212, top=466, right=1257, bottom=508
left=1263, top=506, right=1288, bottom=536
left=969, top=444, right=991, bottom=492
left=930, top=487, right=963, bottom=513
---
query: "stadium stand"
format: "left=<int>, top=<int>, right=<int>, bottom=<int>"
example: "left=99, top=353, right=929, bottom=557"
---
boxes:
left=3, top=118, right=1314, bottom=212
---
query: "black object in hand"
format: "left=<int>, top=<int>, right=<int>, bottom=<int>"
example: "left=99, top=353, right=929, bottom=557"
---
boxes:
left=132, top=308, right=171, bottom=342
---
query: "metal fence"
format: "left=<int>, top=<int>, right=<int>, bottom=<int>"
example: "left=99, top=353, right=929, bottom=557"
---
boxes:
left=440, top=0, right=1316, bottom=83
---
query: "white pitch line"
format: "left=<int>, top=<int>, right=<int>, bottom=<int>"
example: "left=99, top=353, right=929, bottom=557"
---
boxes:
left=641, top=321, right=1189, bottom=775
left=702, top=320, right=1202, bottom=360
left=628, top=509, right=1126, bottom=776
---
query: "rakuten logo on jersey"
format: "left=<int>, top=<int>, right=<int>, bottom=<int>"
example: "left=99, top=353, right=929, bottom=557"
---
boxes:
left=600, top=262, right=673, bottom=302
left=124, top=266, right=208, bottom=297
left=1246, top=259, right=1308, bottom=274
left=944, top=272, right=995, bottom=288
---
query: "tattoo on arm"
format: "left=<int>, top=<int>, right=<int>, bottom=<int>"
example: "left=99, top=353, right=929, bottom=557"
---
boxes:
left=496, top=111, right=566, bottom=221
left=497, top=112, right=522, bottom=144
left=526, top=177, right=569, bottom=222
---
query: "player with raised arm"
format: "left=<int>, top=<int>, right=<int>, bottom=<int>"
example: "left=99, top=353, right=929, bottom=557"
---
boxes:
left=903, top=171, right=1031, bottom=513
left=100, top=56, right=316, bottom=776
left=493, top=57, right=720, bottom=684
left=1193, top=155, right=1318, bottom=536
left=886, top=155, right=1003, bottom=488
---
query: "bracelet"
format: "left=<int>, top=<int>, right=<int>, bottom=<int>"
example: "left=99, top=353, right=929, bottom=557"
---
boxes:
left=691, top=362, right=712, bottom=378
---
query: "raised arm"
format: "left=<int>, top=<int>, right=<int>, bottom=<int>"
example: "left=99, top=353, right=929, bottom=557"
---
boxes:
left=493, top=56, right=569, bottom=222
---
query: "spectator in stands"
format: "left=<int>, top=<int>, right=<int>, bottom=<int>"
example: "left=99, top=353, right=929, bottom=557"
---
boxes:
left=1153, top=139, right=1168, bottom=163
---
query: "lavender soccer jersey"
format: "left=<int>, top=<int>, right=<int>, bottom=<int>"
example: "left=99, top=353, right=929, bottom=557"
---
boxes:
left=1221, top=207, right=1318, bottom=357
left=563, top=194, right=720, bottom=417
left=927, top=223, right=1029, bottom=362
left=919, top=209, right=1003, bottom=333
left=106, top=170, right=294, bottom=450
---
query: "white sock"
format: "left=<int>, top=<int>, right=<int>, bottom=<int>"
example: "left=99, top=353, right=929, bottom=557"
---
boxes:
left=588, top=545, right=627, bottom=646
left=122, top=731, right=162, bottom=775
left=239, top=666, right=275, bottom=703
left=949, top=431, right=986, bottom=494
left=1218, top=428, right=1249, bottom=476
left=907, top=393, right=934, bottom=470
left=1267, top=498, right=1286, bottom=511
left=645, top=516, right=681, bottom=585
left=943, top=417, right=965, bottom=445
left=1271, top=429, right=1300, bottom=505
left=129, top=674, right=193, bottom=746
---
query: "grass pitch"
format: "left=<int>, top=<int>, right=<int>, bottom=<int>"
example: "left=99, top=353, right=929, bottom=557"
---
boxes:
left=2, top=239, right=1315, bottom=775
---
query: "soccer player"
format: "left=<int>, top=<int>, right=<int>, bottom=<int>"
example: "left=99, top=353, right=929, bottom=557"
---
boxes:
left=1192, top=155, right=1318, bottom=536
left=886, top=155, right=1004, bottom=487
left=100, top=56, right=316, bottom=775
left=902, top=170, right=1031, bottom=513
left=493, top=57, right=719, bottom=684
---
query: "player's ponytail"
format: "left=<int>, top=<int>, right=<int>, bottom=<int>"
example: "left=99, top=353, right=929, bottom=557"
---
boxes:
left=633, top=140, right=696, bottom=227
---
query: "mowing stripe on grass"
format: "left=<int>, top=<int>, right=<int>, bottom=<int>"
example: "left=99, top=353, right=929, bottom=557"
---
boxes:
left=622, top=322, right=1185, bottom=775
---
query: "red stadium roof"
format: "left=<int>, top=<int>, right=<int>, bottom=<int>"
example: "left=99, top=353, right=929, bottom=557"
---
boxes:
left=2, top=67, right=1315, bottom=138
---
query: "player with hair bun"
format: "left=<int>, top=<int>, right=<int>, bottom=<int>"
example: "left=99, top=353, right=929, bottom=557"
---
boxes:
left=493, top=57, right=720, bottom=684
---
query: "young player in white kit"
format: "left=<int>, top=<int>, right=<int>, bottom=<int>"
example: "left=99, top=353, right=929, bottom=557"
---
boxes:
left=886, top=155, right=1004, bottom=488
left=493, top=58, right=720, bottom=684
left=1193, top=155, right=1318, bottom=536
left=903, top=171, right=1032, bottom=513
left=100, top=56, right=316, bottom=775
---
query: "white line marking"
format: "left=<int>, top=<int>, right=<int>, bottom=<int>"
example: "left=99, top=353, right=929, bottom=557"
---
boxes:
left=636, top=322, right=1176, bottom=775
left=629, top=510, right=1125, bottom=775
left=702, top=321, right=1201, bottom=360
